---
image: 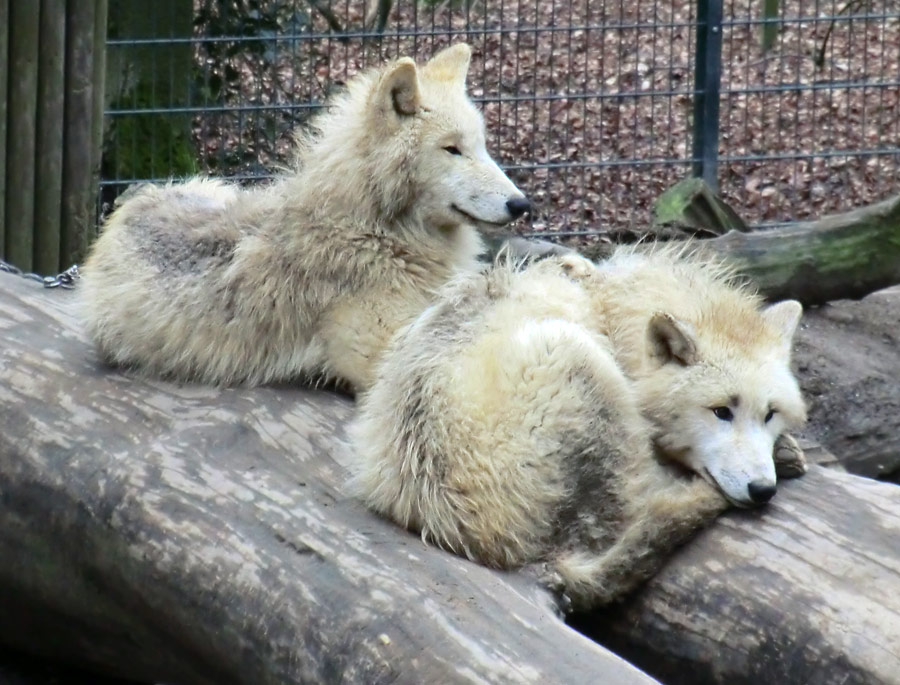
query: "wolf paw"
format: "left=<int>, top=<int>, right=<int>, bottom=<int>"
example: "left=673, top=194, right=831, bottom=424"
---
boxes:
left=774, top=433, right=808, bottom=479
left=524, top=563, right=573, bottom=617
left=558, top=254, right=596, bottom=280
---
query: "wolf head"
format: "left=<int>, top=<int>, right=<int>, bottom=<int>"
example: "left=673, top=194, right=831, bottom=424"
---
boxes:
left=639, top=300, right=807, bottom=507
left=356, top=43, right=529, bottom=229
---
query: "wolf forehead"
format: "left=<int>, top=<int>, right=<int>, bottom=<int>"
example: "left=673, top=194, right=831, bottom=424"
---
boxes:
left=652, top=305, right=806, bottom=420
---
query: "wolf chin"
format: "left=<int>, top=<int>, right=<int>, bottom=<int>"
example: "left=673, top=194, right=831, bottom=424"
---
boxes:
left=349, top=246, right=808, bottom=610
left=81, top=44, right=527, bottom=391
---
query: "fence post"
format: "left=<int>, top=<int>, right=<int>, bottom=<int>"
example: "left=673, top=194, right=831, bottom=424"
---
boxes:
left=34, top=0, right=68, bottom=275
left=692, top=0, right=723, bottom=191
left=0, top=0, right=8, bottom=260
left=61, top=0, right=108, bottom=270
left=1, top=1, right=106, bottom=272
left=4, top=0, right=40, bottom=271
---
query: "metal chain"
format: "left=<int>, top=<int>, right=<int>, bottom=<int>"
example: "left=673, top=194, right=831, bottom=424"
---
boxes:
left=0, top=258, right=80, bottom=289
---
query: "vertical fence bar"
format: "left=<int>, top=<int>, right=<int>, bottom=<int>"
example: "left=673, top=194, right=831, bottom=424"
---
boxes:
left=61, top=1, right=102, bottom=267
left=761, top=0, right=779, bottom=51
left=691, top=0, right=723, bottom=190
left=34, top=0, right=68, bottom=274
left=5, top=0, right=41, bottom=270
left=0, top=0, right=8, bottom=256
left=90, top=0, right=108, bottom=248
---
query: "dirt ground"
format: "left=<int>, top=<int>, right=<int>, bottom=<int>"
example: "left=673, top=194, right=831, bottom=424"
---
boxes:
left=796, top=285, right=900, bottom=482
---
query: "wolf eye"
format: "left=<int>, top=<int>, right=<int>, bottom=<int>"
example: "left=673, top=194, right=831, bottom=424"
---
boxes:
left=765, top=409, right=776, bottom=423
left=712, top=406, right=734, bottom=421
left=443, top=145, right=462, bottom=156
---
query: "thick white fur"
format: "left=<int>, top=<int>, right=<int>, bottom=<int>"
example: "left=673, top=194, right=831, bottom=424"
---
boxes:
left=349, top=245, right=807, bottom=609
left=81, top=44, right=526, bottom=391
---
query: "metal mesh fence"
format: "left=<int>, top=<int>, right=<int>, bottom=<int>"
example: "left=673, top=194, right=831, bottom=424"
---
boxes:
left=102, top=0, right=900, bottom=239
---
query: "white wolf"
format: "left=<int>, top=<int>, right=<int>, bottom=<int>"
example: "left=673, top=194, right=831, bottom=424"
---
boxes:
left=350, top=247, right=807, bottom=609
left=81, top=44, right=528, bottom=391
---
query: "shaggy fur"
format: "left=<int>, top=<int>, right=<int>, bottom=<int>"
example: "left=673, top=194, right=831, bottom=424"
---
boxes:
left=81, top=44, right=527, bottom=391
left=349, top=246, right=807, bottom=609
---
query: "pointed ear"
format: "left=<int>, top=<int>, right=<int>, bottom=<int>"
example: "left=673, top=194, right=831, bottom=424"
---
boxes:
left=377, top=57, right=420, bottom=116
left=424, top=43, right=472, bottom=86
left=764, top=300, right=803, bottom=347
left=648, top=313, right=698, bottom=366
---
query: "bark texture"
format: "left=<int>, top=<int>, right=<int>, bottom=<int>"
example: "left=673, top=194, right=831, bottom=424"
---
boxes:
left=1, top=273, right=899, bottom=684
left=704, top=193, right=900, bottom=305
left=0, top=274, right=653, bottom=685
left=573, top=467, right=900, bottom=685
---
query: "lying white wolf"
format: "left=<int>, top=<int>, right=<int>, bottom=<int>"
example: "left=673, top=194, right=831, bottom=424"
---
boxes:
left=81, top=44, right=527, bottom=391
left=350, top=246, right=808, bottom=609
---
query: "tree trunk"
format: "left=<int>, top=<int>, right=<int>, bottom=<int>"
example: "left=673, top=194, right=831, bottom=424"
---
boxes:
left=0, top=0, right=8, bottom=259
left=2, top=0, right=106, bottom=273
left=1, top=274, right=898, bottom=684
left=4, top=0, right=40, bottom=270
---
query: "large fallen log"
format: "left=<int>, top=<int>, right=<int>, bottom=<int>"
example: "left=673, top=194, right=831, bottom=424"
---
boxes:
left=0, top=275, right=652, bottom=685
left=1, top=273, right=899, bottom=684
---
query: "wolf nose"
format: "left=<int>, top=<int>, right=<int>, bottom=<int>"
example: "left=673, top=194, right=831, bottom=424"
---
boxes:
left=747, top=481, right=777, bottom=504
left=506, top=196, right=531, bottom=219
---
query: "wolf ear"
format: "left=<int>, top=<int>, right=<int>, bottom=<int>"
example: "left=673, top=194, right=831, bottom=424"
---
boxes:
left=764, top=300, right=803, bottom=348
left=648, top=313, right=698, bottom=366
left=424, top=43, right=472, bottom=86
left=377, top=57, right=420, bottom=116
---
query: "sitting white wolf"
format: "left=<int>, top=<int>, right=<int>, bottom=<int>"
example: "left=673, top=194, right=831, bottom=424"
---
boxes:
left=350, top=247, right=807, bottom=609
left=81, top=44, right=527, bottom=391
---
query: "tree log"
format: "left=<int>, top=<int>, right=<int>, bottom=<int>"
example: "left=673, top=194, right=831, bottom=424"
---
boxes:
left=1, top=274, right=899, bottom=684
left=577, top=193, right=900, bottom=306
left=0, top=274, right=653, bottom=685
left=573, top=466, right=900, bottom=685
left=652, top=177, right=749, bottom=234
left=702, top=193, right=900, bottom=305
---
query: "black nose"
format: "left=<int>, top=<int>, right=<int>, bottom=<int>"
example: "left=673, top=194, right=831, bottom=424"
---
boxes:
left=747, top=481, right=777, bottom=504
left=506, top=196, right=531, bottom=219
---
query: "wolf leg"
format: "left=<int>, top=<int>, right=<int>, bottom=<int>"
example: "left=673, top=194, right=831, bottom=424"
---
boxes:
left=551, top=474, right=728, bottom=611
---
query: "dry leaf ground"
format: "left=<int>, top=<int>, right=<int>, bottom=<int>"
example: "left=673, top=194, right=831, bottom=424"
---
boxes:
left=107, top=0, right=900, bottom=240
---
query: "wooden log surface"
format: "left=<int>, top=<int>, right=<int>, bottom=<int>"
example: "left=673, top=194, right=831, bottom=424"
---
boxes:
left=1, top=273, right=899, bottom=684
left=577, top=193, right=900, bottom=308
left=0, top=274, right=652, bottom=685
left=576, top=465, right=900, bottom=684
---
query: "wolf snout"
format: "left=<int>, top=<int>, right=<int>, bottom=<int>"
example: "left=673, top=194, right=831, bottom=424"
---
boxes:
left=506, top=196, right=531, bottom=219
left=747, top=480, right=777, bottom=505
